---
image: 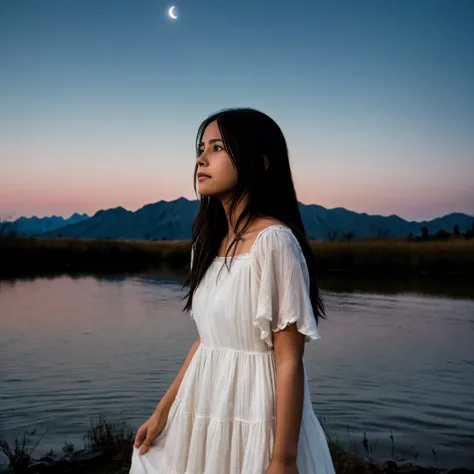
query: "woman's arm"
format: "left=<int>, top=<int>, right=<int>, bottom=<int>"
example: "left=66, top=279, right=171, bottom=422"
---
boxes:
left=153, top=335, right=201, bottom=417
left=270, top=326, right=306, bottom=465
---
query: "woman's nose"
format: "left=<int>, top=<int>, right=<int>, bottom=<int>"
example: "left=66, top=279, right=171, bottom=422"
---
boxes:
left=196, top=152, right=208, bottom=165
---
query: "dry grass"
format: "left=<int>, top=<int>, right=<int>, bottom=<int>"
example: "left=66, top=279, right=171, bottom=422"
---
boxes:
left=0, top=417, right=134, bottom=474
left=0, top=236, right=192, bottom=277
left=0, top=428, right=47, bottom=472
left=309, top=238, right=474, bottom=274
left=1, top=236, right=473, bottom=278
left=83, top=415, right=135, bottom=472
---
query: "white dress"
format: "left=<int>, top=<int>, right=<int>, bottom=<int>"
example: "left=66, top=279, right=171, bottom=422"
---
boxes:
left=129, top=224, right=336, bottom=474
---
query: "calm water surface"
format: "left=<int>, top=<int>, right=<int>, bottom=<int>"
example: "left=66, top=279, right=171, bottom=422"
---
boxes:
left=1, top=272, right=473, bottom=469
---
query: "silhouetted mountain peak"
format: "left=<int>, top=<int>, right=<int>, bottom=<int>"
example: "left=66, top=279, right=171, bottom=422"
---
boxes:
left=111, top=206, right=128, bottom=213
left=70, top=212, right=88, bottom=219
left=10, top=196, right=474, bottom=240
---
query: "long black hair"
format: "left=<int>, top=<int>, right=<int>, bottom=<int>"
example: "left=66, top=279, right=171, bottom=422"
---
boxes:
left=183, top=107, right=325, bottom=324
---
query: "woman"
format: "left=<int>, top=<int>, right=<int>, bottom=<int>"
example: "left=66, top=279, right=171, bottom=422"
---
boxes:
left=129, top=108, right=336, bottom=474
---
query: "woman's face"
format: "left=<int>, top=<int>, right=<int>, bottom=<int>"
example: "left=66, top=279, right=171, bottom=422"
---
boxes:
left=196, top=120, right=238, bottom=197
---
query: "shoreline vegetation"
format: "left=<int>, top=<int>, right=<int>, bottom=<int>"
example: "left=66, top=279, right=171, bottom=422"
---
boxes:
left=1, top=235, right=473, bottom=278
left=1, top=416, right=472, bottom=474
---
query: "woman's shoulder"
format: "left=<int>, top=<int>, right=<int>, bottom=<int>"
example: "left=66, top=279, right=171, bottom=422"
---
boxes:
left=250, top=219, right=301, bottom=257
left=250, top=218, right=292, bottom=237
left=251, top=217, right=284, bottom=230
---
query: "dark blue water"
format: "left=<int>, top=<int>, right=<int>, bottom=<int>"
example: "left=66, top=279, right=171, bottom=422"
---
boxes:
left=1, top=273, right=473, bottom=469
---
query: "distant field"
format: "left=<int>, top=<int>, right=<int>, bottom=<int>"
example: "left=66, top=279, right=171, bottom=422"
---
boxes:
left=309, top=238, right=474, bottom=274
left=0, top=236, right=473, bottom=277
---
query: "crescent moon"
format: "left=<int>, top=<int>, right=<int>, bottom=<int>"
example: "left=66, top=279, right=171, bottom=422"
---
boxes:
left=168, top=6, right=178, bottom=19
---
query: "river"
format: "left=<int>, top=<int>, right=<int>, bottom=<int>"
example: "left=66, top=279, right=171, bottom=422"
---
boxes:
left=1, top=271, right=473, bottom=469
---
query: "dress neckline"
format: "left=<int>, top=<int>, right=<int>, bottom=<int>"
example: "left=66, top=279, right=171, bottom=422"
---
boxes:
left=214, top=224, right=290, bottom=261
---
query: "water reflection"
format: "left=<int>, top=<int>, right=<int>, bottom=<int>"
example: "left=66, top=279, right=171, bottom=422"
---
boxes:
left=0, top=270, right=473, bottom=468
left=3, top=268, right=472, bottom=300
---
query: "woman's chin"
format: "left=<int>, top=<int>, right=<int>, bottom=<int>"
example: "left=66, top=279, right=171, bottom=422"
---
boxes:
left=198, top=183, right=234, bottom=199
left=197, top=185, right=216, bottom=196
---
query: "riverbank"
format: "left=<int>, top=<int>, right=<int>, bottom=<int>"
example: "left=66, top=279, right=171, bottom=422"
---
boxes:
left=1, top=236, right=473, bottom=278
left=1, top=417, right=472, bottom=474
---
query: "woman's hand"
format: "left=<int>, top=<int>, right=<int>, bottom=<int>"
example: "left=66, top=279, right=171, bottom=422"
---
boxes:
left=266, top=459, right=299, bottom=474
left=133, top=411, right=168, bottom=455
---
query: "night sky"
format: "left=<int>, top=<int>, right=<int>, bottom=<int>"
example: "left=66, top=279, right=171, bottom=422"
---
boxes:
left=2, top=0, right=473, bottom=220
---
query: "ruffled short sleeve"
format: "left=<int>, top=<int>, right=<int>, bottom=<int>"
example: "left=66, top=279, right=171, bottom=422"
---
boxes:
left=253, top=226, right=321, bottom=348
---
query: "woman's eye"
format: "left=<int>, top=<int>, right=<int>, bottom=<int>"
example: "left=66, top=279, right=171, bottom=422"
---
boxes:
left=197, top=144, right=222, bottom=156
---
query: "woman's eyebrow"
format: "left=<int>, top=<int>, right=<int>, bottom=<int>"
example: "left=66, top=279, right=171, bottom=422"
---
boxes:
left=198, top=138, right=223, bottom=146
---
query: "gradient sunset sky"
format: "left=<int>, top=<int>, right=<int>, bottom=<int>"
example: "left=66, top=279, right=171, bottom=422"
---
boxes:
left=2, top=0, right=473, bottom=221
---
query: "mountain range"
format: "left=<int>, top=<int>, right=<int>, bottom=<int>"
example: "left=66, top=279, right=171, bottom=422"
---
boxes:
left=2, top=197, right=473, bottom=240
left=2, top=212, right=90, bottom=236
